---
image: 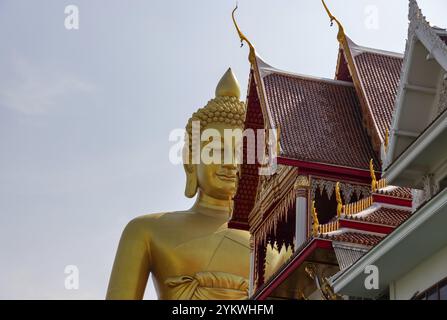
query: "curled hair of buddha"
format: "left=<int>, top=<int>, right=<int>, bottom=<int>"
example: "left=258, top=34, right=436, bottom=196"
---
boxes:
left=183, top=68, right=246, bottom=164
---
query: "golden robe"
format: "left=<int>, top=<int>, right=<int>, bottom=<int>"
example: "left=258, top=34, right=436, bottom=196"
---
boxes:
left=165, top=271, right=249, bottom=300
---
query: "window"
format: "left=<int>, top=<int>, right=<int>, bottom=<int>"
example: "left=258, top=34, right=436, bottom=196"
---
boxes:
left=313, top=189, right=338, bottom=224
left=439, top=280, right=447, bottom=300
left=439, top=177, right=447, bottom=191
left=415, top=277, right=447, bottom=300
left=426, top=288, right=438, bottom=300
left=312, top=183, right=359, bottom=225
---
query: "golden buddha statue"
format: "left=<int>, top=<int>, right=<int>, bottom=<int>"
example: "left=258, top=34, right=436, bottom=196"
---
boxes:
left=107, top=69, right=253, bottom=300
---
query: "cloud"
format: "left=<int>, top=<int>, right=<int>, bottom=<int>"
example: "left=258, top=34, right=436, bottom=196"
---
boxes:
left=0, top=56, right=94, bottom=115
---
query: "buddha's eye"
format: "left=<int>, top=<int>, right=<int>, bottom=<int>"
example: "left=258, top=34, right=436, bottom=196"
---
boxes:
left=207, top=146, right=223, bottom=159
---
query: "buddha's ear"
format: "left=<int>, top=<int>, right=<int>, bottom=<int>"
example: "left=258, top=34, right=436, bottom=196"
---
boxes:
left=184, top=163, right=198, bottom=198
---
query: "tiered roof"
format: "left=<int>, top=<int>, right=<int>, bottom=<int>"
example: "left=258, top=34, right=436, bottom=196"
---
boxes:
left=322, top=232, right=384, bottom=247
left=328, top=1, right=447, bottom=299
left=254, top=181, right=413, bottom=299
left=229, top=10, right=404, bottom=229
left=228, top=0, right=445, bottom=301
left=343, top=206, right=411, bottom=227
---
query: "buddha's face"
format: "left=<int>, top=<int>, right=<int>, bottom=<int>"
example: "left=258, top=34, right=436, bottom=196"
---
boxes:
left=185, top=122, right=242, bottom=200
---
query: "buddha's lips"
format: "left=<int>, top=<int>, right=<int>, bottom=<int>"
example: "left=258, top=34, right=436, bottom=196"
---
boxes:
left=215, top=173, right=237, bottom=181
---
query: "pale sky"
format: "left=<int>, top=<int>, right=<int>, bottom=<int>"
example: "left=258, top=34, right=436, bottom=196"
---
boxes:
left=0, top=0, right=445, bottom=299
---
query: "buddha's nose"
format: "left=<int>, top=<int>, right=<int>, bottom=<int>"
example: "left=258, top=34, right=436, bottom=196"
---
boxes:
left=222, top=163, right=238, bottom=175
left=222, top=162, right=237, bottom=170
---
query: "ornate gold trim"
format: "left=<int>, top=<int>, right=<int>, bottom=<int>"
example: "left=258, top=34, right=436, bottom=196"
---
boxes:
left=343, top=196, right=373, bottom=216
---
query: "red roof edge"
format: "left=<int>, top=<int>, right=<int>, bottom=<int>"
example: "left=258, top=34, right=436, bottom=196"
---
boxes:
left=277, top=157, right=379, bottom=184
left=339, top=219, right=394, bottom=234
left=338, top=38, right=384, bottom=154
left=372, top=194, right=412, bottom=208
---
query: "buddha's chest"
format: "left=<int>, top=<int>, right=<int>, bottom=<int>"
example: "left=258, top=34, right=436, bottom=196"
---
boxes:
left=151, top=227, right=251, bottom=278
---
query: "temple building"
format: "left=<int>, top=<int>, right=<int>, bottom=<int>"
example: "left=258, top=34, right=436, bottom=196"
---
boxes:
left=332, top=0, right=447, bottom=300
left=229, top=0, right=447, bottom=300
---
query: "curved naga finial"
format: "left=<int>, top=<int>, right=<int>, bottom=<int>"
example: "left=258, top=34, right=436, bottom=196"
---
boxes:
left=311, top=201, right=320, bottom=236
left=369, top=159, right=377, bottom=192
left=384, top=128, right=389, bottom=153
left=232, top=4, right=256, bottom=65
left=335, top=182, right=343, bottom=217
left=321, top=0, right=346, bottom=44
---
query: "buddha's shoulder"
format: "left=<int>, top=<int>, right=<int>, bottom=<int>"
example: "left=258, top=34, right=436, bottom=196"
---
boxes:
left=122, top=210, right=194, bottom=233
left=221, top=229, right=250, bottom=249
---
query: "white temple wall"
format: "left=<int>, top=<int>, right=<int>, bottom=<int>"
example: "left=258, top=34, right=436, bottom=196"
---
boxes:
left=390, top=244, right=447, bottom=299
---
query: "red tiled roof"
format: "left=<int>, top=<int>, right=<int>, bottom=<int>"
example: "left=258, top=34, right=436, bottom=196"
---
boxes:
left=336, top=48, right=353, bottom=82
left=321, top=231, right=384, bottom=246
left=263, top=72, right=379, bottom=170
left=376, top=186, right=413, bottom=199
left=353, top=51, right=403, bottom=139
left=230, top=73, right=262, bottom=229
left=346, top=207, right=411, bottom=227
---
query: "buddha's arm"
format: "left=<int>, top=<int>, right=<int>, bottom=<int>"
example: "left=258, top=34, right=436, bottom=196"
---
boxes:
left=106, top=218, right=151, bottom=300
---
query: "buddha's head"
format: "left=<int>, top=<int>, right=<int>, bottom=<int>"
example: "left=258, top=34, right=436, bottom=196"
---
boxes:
left=183, top=68, right=246, bottom=201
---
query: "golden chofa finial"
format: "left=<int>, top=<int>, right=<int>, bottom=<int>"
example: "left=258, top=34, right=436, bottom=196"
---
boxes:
left=384, top=128, right=389, bottom=153
left=369, top=159, right=377, bottom=192
left=321, top=0, right=346, bottom=44
left=215, top=68, right=241, bottom=99
left=232, top=5, right=256, bottom=65
left=335, top=182, right=343, bottom=217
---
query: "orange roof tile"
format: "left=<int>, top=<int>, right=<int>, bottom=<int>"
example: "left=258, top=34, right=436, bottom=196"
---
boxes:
left=263, top=72, right=379, bottom=170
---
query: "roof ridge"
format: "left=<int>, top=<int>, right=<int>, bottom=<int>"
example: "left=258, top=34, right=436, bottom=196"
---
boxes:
left=336, top=228, right=386, bottom=237
left=255, top=54, right=354, bottom=87
left=352, top=45, right=404, bottom=59
left=260, top=67, right=355, bottom=88
left=346, top=36, right=404, bottom=59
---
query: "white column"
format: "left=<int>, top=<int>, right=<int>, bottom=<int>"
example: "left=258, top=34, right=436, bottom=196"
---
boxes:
left=294, top=176, right=310, bottom=249
left=248, top=236, right=255, bottom=297
left=295, top=194, right=308, bottom=248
